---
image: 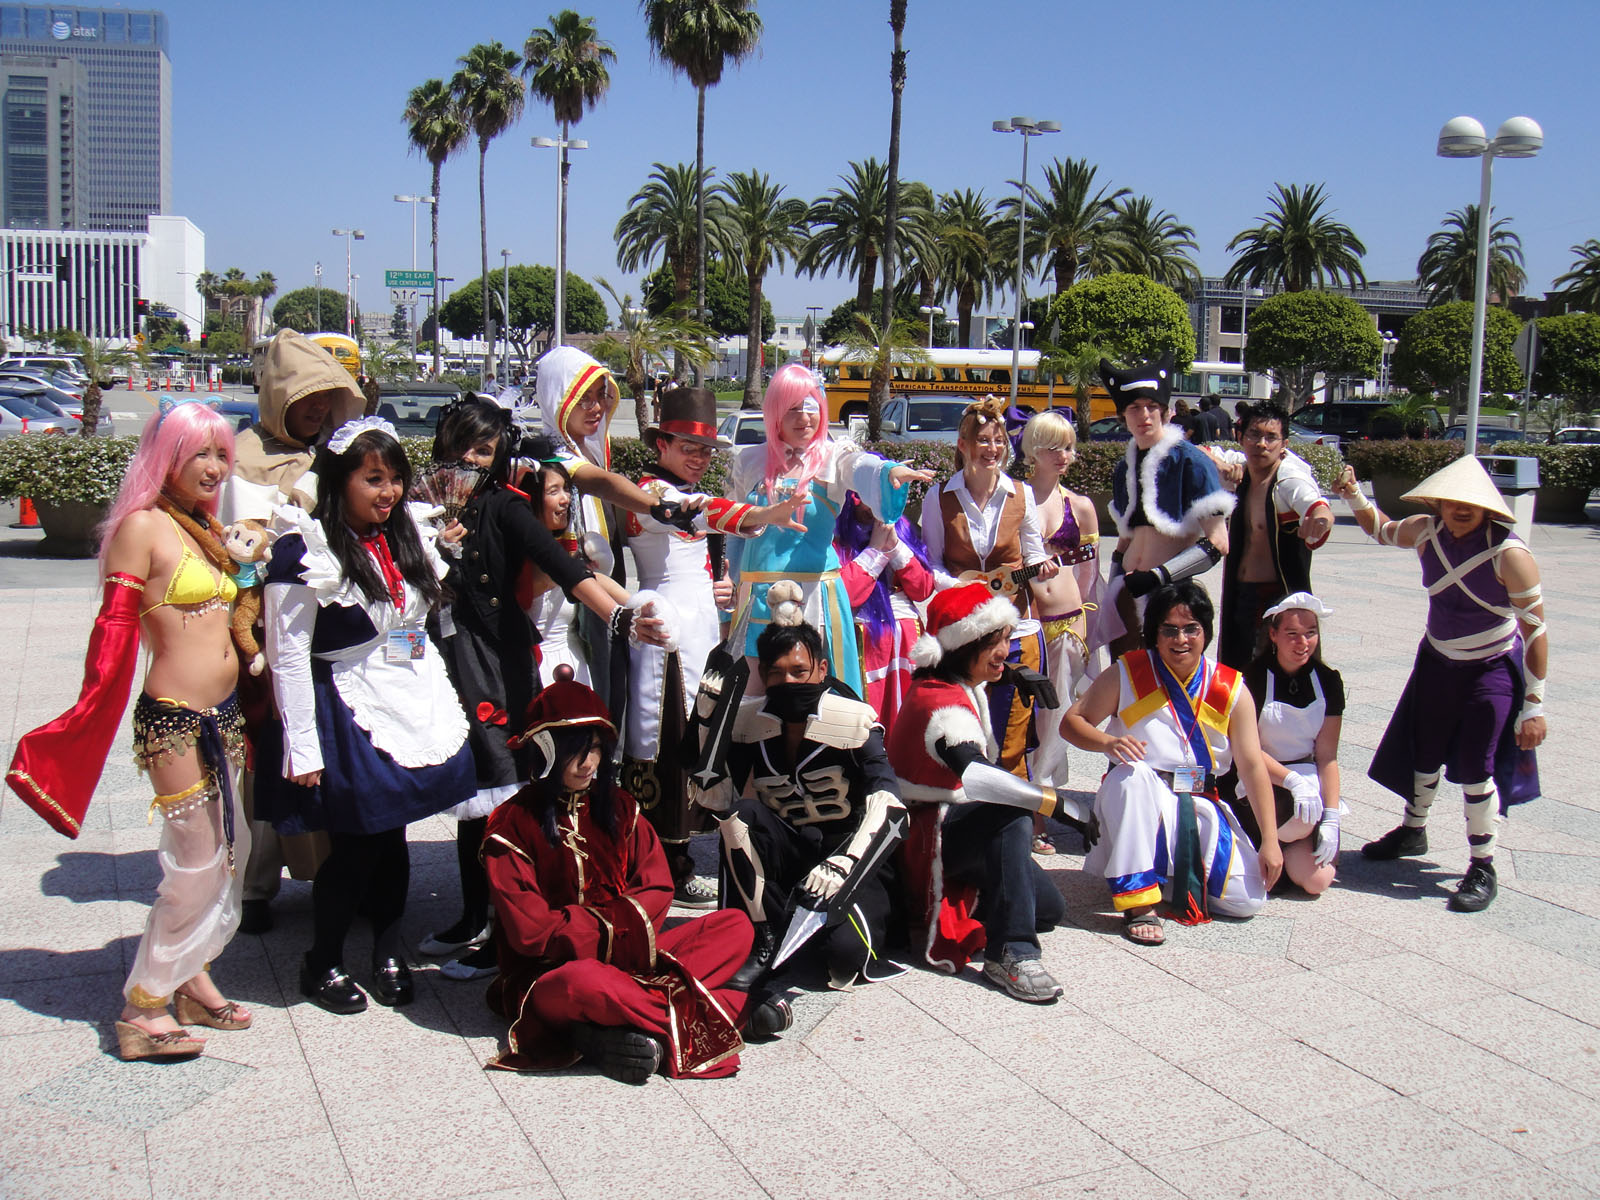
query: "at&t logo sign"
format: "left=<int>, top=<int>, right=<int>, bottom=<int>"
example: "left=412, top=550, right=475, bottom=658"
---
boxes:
left=50, top=17, right=98, bottom=40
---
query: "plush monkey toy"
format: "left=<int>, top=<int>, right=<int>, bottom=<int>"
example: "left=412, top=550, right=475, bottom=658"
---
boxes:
left=224, top=520, right=273, bottom=675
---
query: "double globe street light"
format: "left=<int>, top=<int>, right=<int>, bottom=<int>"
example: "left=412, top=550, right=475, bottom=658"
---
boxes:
left=1435, top=115, right=1543, bottom=450
left=993, top=116, right=1058, bottom=405
left=331, top=228, right=365, bottom=338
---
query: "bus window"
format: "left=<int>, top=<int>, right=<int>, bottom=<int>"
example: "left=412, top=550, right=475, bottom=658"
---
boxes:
left=892, top=365, right=910, bottom=381
left=991, top=369, right=1009, bottom=386
left=940, top=366, right=961, bottom=383
left=912, top=366, right=936, bottom=383
left=844, top=364, right=865, bottom=381
left=1018, top=369, right=1036, bottom=385
left=820, top=365, right=838, bottom=384
left=967, top=368, right=990, bottom=384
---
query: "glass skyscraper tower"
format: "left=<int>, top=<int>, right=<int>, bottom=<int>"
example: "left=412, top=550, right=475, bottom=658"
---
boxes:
left=0, top=6, right=170, bottom=233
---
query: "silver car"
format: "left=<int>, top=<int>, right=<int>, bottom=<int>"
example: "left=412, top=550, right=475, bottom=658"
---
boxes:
left=878, top=395, right=972, bottom=444
left=0, top=393, right=71, bottom=437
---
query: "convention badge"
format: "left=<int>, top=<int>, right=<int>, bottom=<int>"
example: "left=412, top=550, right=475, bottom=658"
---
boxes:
left=1171, top=765, right=1206, bottom=795
left=386, top=628, right=428, bottom=663
left=437, top=604, right=457, bottom=640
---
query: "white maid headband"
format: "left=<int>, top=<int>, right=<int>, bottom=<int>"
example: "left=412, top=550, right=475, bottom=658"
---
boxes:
left=327, top=415, right=398, bottom=455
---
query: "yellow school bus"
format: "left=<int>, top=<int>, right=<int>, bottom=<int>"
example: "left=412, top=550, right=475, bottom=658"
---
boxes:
left=814, top=346, right=1112, bottom=424
left=253, top=332, right=362, bottom=392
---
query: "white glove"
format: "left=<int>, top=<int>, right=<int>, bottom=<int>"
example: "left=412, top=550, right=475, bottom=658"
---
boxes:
left=1313, top=807, right=1341, bottom=867
left=1283, top=771, right=1323, bottom=826
left=799, top=854, right=853, bottom=903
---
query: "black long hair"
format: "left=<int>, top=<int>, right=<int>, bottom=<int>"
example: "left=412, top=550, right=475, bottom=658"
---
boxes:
left=433, top=397, right=516, bottom=485
left=1142, top=581, right=1215, bottom=649
left=913, top=627, right=1009, bottom=685
left=312, top=428, right=444, bottom=609
left=528, top=726, right=619, bottom=844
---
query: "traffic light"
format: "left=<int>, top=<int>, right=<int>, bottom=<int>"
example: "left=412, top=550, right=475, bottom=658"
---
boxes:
left=199, top=331, right=209, bottom=347
left=134, top=298, right=149, bottom=318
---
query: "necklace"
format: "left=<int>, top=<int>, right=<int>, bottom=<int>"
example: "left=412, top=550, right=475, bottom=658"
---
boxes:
left=156, top=494, right=233, bottom=572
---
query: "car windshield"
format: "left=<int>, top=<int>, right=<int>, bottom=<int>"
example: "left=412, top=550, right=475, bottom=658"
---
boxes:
left=905, top=402, right=965, bottom=432
left=0, top=395, right=54, bottom=419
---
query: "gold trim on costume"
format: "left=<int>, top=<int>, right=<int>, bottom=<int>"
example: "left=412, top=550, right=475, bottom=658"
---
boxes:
left=105, top=574, right=145, bottom=591
left=147, top=779, right=215, bottom=823
left=4, top=770, right=81, bottom=834
left=620, top=894, right=657, bottom=970
left=127, top=983, right=168, bottom=1009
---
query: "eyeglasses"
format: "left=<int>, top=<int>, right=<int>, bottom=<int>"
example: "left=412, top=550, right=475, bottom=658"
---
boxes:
left=574, top=393, right=606, bottom=412
left=1242, top=430, right=1283, bottom=445
left=1158, top=623, right=1204, bottom=640
left=670, top=439, right=714, bottom=458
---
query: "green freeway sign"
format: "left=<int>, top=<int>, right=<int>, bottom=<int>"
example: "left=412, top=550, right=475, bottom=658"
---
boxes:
left=384, top=269, right=435, bottom=289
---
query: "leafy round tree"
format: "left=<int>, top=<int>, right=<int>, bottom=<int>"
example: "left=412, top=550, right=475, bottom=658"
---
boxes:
left=1243, top=290, right=1381, bottom=408
left=438, top=266, right=604, bottom=368
left=1047, top=272, right=1195, bottom=371
left=1390, top=300, right=1523, bottom=414
left=1532, top=312, right=1600, bottom=408
left=273, top=287, right=350, bottom=334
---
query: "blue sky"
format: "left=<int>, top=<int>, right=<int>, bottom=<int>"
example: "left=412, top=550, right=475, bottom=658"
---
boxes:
left=170, top=0, right=1599, bottom=322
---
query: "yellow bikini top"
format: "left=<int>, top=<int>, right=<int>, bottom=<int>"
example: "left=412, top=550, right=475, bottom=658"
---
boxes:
left=141, top=515, right=237, bottom=615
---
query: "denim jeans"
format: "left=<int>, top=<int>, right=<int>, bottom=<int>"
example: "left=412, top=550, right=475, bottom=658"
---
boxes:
left=941, top=802, right=1065, bottom=962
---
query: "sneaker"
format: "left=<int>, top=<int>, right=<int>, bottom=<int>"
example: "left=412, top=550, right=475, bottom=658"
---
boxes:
left=982, top=951, right=1062, bottom=1004
left=418, top=920, right=490, bottom=957
left=1448, top=860, right=1498, bottom=912
left=673, top=876, right=718, bottom=908
left=439, top=942, right=498, bottom=981
left=1361, top=824, right=1428, bottom=861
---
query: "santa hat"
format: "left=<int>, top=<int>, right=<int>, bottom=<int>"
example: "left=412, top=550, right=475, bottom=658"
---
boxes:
left=508, top=666, right=615, bottom=777
left=911, top=581, right=1020, bottom=668
left=1402, top=455, right=1514, bottom=524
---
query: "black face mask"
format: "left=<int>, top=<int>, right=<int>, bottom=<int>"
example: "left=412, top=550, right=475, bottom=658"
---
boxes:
left=764, top=681, right=827, bottom=723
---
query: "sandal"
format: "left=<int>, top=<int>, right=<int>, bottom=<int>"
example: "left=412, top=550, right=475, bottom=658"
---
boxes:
left=1121, top=911, right=1165, bottom=947
left=1032, top=834, right=1057, bottom=856
left=115, top=1020, right=205, bottom=1061
left=175, top=989, right=253, bottom=1030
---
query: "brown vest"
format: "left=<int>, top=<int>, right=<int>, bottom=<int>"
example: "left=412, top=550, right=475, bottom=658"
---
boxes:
left=940, top=482, right=1030, bottom=617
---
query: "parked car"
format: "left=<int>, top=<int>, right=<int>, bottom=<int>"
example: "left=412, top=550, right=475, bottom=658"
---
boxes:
left=1087, top=416, right=1131, bottom=442
left=213, top=398, right=260, bottom=433
left=1289, top=399, right=1444, bottom=445
left=0, top=368, right=81, bottom=396
left=1552, top=427, right=1600, bottom=445
left=1287, top=416, right=1341, bottom=453
left=1443, top=425, right=1528, bottom=446
left=878, top=395, right=970, bottom=444
left=0, top=394, right=70, bottom=437
left=0, top=382, right=113, bottom=436
left=716, top=411, right=765, bottom=446
left=376, top=379, right=463, bottom=439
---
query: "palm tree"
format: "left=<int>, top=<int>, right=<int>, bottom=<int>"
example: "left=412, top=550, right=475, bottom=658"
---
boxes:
left=712, top=171, right=809, bottom=411
left=1224, top=182, right=1367, bottom=293
left=1002, top=157, right=1128, bottom=295
left=935, top=189, right=1000, bottom=348
left=1416, top=205, right=1526, bottom=306
left=1111, top=196, right=1200, bottom=295
left=72, top=336, right=134, bottom=437
left=615, top=162, right=723, bottom=377
left=451, top=42, right=526, bottom=373
left=837, top=311, right=928, bottom=440
left=800, top=158, right=934, bottom=317
left=878, top=0, right=909, bottom=368
left=592, top=277, right=716, bottom=430
left=403, top=77, right=469, bottom=378
left=641, top=0, right=763, bottom=385
left=1553, top=239, right=1600, bottom=313
left=524, top=11, right=616, bottom=348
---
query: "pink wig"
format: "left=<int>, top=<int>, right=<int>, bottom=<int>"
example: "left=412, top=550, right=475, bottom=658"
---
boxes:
left=762, top=362, right=831, bottom=498
left=100, top=400, right=237, bottom=568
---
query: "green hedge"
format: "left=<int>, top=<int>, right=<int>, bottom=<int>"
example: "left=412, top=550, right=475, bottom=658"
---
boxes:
left=0, top=433, right=139, bottom=505
left=1345, top=438, right=1600, bottom=490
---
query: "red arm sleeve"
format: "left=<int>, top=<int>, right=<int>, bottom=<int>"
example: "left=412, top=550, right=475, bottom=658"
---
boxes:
left=586, top=807, right=673, bottom=972
left=838, top=552, right=880, bottom=608
left=483, top=834, right=611, bottom=964
left=894, top=555, right=937, bottom=603
left=6, top=574, right=144, bottom=837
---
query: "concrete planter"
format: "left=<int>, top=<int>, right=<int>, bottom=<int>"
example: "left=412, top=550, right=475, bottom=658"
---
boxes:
left=1531, top=486, right=1592, bottom=523
left=35, top=498, right=107, bottom=557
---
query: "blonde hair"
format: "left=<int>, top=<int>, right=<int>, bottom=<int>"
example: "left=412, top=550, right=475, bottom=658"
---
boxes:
left=1020, top=410, right=1077, bottom=465
left=954, top=408, right=1011, bottom=471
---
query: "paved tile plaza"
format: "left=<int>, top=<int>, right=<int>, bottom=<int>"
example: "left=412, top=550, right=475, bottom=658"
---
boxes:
left=1, top=507, right=1597, bottom=1200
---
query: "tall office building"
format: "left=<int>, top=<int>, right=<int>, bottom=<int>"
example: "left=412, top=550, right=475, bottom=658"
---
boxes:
left=0, top=7, right=170, bottom=233
left=0, top=51, right=86, bottom=229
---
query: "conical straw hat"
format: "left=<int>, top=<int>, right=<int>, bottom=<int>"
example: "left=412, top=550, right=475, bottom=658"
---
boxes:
left=1401, top=455, right=1514, bottom=523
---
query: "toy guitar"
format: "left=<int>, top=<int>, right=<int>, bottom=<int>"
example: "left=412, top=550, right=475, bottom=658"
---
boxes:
left=957, top=559, right=1053, bottom=599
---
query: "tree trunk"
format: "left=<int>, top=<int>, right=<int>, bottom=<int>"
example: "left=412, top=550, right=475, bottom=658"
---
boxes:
left=958, top=284, right=975, bottom=349
left=632, top=359, right=650, bottom=434
left=430, top=159, right=443, bottom=379
left=855, top=254, right=877, bottom=317
left=558, top=119, right=571, bottom=350
left=744, top=266, right=764, bottom=411
left=873, top=0, right=907, bottom=443
left=694, top=85, right=707, bottom=388
left=1054, top=256, right=1072, bottom=296
left=478, top=138, right=494, bottom=379
left=79, top=381, right=101, bottom=437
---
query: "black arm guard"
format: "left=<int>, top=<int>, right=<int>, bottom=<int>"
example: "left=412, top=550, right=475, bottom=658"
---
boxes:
left=1001, top=665, right=1059, bottom=711
left=649, top=499, right=699, bottom=533
left=1126, top=537, right=1222, bottom=597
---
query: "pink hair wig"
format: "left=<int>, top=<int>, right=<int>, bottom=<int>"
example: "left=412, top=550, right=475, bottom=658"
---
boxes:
left=100, top=401, right=237, bottom=568
left=762, top=362, right=831, bottom=498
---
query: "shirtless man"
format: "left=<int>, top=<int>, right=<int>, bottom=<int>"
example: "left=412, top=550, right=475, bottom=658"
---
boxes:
left=1103, top=353, right=1235, bottom=656
left=1214, top=402, right=1333, bottom=667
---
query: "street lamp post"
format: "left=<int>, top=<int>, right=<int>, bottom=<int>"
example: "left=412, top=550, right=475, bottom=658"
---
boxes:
left=500, top=249, right=512, bottom=385
left=1379, top=334, right=1399, bottom=394
left=532, top=133, right=588, bottom=351
left=1436, top=115, right=1543, bottom=450
left=394, top=194, right=436, bottom=364
left=918, top=304, right=943, bottom=348
left=993, top=116, right=1059, bottom=405
left=331, top=228, right=365, bottom=338
left=314, top=262, right=322, bottom=331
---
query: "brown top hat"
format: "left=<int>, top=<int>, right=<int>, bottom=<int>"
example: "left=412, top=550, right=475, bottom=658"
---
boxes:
left=646, top=384, right=731, bottom=449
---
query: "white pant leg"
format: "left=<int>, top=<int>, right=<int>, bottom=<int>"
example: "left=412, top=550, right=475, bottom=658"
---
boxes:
left=1204, top=797, right=1266, bottom=918
left=1085, top=763, right=1178, bottom=911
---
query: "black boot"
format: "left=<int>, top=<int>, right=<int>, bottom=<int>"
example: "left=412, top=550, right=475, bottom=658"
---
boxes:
left=300, top=960, right=367, bottom=1014
left=746, top=992, right=793, bottom=1041
left=1448, top=860, right=1497, bottom=912
left=1362, top=824, right=1428, bottom=860
left=728, top=922, right=776, bottom=991
left=239, top=899, right=273, bottom=935
left=569, top=1022, right=664, bottom=1085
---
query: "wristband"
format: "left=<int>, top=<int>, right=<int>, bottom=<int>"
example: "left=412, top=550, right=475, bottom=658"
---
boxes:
left=1517, top=701, right=1543, bottom=723
left=1346, top=491, right=1373, bottom=512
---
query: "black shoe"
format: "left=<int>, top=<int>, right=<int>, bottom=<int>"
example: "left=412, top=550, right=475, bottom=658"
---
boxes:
left=370, top=957, right=415, bottom=1007
left=1362, top=824, right=1429, bottom=860
left=728, top=922, right=776, bottom=991
left=239, top=899, right=273, bottom=935
left=1448, top=860, right=1498, bottom=912
left=746, top=993, right=793, bottom=1041
left=569, top=1022, right=664, bottom=1085
left=300, top=962, right=367, bottom=1014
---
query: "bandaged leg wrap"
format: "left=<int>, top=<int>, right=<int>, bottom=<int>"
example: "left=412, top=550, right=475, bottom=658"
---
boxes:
left=1463, top=780, right=1498, bottom=862
left=716, top=813, right=766, bottom=920
left=1404, top=770, right=1440, bottom=828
